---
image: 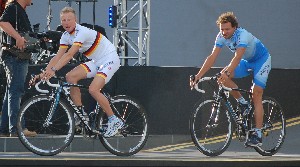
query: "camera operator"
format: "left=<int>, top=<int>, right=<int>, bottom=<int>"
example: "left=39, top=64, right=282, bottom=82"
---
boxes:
left=0, top=0, right=36, bottom=137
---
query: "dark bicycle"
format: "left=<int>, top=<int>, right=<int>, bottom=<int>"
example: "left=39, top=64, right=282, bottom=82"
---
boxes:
left=189, top=74, right=285, bottom=156
left=17, top=77, right=149, bottom=156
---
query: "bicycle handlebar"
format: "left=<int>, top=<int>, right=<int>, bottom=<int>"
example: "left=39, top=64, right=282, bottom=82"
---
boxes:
left=191, top=74, right=233, bottom=93
left=35, top=80, right=60, bottom=94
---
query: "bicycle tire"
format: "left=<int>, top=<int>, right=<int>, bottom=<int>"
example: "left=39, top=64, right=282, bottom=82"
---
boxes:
left=253, top=97, right=286, bottom=156
left=98, top=95, right=149, bottom=156
left=190, top=99, right=233, bottom=156
left=17, top=95, right=75, bottom=156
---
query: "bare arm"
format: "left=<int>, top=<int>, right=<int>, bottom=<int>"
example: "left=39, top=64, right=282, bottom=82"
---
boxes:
left=42, top=45, right=80, bottom=80
left=51, top=45, right=80, bottom=71
left=45, top=47, right=68, bottom=71
left=223, top=47, right=246, bottom=75
left=218, top=47, right=246, bottom=84
left=30, top=47, right=68, bottom=84
left=195, top=46, right=221, bottom=80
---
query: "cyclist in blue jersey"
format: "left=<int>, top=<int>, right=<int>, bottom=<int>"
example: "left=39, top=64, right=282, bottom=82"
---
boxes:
left=191, top=12, right=271, bottom=147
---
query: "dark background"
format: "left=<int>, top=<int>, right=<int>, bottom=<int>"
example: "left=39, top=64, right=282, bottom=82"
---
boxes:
left=1, top=65, right=298, bottom=135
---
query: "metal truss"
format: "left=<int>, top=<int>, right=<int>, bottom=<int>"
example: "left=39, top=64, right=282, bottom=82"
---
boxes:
left=113, top=0, right=151, bottom=66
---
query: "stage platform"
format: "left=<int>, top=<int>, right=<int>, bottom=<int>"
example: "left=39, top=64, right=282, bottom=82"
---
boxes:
left=0, top=134, right=300, bottom=167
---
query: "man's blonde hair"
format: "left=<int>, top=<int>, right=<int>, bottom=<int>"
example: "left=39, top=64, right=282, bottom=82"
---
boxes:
left=60, top=6, right=76, bottom=16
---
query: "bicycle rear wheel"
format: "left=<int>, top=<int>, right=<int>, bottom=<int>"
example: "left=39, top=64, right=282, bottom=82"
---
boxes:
left=98, top=95, right=149, bottom=156
left=254, top=97, right=286, bottom=156
left=190, top=99, right=232, bottom=156
left=17, top=95, right=75, bottom=156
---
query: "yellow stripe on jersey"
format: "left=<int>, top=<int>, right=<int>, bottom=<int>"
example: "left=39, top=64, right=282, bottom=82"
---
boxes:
left=59, top=44, right=68, bottom=48
left=73, top=42, right=83, bottom=47
left=83, top=32, right=102, bottom=57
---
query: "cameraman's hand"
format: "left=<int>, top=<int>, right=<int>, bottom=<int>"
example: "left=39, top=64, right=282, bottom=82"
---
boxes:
left=16, top=36, right=27, bottom=50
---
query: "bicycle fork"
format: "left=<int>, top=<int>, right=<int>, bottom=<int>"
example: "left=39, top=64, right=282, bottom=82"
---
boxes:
left=43, top=90, right=62, bottom=128
left=206, top=101, right=220, bottom=128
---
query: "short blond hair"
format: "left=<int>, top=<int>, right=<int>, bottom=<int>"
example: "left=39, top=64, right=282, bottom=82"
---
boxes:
left=60, top=6, right=76, bottom=16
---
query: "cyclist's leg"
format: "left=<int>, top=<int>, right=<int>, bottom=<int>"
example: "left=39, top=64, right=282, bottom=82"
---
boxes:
left=89, top=53, right=122, bottom=137
left=224, top=59, right=251, bottom=99
left=89, top=54, right=120, bottom=117
left=89, top=76, right=113, bottom=116
left=252, top=85, right=264, bottom=129
left=246, top=55, right=271, bottom=146
left=66, top=62, right=95, bottom=106
left=252, top=55, right=271, bottom=127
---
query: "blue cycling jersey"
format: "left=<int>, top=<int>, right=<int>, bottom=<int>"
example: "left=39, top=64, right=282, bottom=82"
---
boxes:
left=214, top=27, right=269, bottom=62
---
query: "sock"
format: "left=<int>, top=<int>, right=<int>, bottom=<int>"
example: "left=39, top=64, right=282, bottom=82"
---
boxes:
left=77, top=106, right=84, bottom=114
left=77, top=105, right=84, bottom=111
left=255, top=128, right=262, bottom=138
left=237, top=97, right=248, bottom=105
left=108, top=115, right=116, bottom=121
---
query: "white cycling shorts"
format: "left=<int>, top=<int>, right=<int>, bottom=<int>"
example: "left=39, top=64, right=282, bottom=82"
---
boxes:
left=80, top=51, right=120, bottom=84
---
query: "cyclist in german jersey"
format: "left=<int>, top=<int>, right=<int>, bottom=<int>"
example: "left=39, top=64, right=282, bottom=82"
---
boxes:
left=39, top=7, right=123, bottom=137
left=191, top=12, right=271, bottom=147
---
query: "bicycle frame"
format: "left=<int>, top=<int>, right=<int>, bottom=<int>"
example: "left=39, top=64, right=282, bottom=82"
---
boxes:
left=193, top=75, right=256, bottom=138
left=40, top=79, right=100, bottom=135
left=215, top=86, right=254, bottom=132
left=36, top=78, right=126, bottom=136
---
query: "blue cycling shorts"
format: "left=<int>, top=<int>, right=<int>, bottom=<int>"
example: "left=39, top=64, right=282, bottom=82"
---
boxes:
left=233, top=55, right=271, bottom=89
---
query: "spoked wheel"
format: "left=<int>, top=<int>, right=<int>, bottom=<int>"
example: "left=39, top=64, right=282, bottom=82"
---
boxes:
left=254, top=97, right=286, bottom=156
left=98, top=95, right=149, bottom=156
left=190, top=99, right=232, bottom=156
left=17, top=95, right=75, bottom=156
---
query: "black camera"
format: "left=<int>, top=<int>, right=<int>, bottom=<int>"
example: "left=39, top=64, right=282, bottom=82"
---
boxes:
left=22, top=30, right=62, bottom=53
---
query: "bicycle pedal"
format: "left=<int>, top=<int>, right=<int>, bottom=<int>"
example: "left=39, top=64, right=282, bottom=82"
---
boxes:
left=238, top=136, right=246, bottom=142
left=75, top=127, right=82, bottom=135
left=244, top=143, right=250, bottom=148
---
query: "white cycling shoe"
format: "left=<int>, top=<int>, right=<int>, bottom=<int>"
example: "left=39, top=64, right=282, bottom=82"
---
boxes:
left=103, top=116, right=124, bottom=138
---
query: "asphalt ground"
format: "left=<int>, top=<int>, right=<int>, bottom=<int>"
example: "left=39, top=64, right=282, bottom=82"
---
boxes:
left=0, top=116, right=299, bottom=167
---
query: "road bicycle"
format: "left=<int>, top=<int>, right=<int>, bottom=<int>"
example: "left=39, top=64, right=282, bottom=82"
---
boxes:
left=189, top=73, right=285, bottom=156
left=17, top=76, right=149, bottom=156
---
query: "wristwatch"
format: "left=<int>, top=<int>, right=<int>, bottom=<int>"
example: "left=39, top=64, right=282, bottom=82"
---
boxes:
left=51, top=67, right=57, bottom=72
left=225, top=70, right=231, bottom=77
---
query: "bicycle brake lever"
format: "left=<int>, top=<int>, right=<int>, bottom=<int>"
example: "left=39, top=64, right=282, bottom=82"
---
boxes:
left=28, top=74, right=37, bottom=89
left=190, top=75, right=196, bottom=90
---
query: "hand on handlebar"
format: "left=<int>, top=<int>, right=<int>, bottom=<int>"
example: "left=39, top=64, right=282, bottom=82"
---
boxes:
left=189, top=74, right=200, bottom=90
left=217, top=72, right=229, bottom=85
left=29, top=74, right=42, bottom=87
left=42, top=68, right=56, bottom=81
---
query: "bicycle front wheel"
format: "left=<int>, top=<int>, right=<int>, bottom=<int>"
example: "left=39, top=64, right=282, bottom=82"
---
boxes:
left=190, top=99, right=232, bottom=156
left=254, top=97, right=286, bottom=156
left=98, top=95, right=149, bottom=156
left=17, top=95, right=75, bottom=156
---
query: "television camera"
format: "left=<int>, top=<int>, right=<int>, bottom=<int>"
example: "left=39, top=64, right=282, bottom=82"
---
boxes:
left=24, top=30, right=62, bottom=54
